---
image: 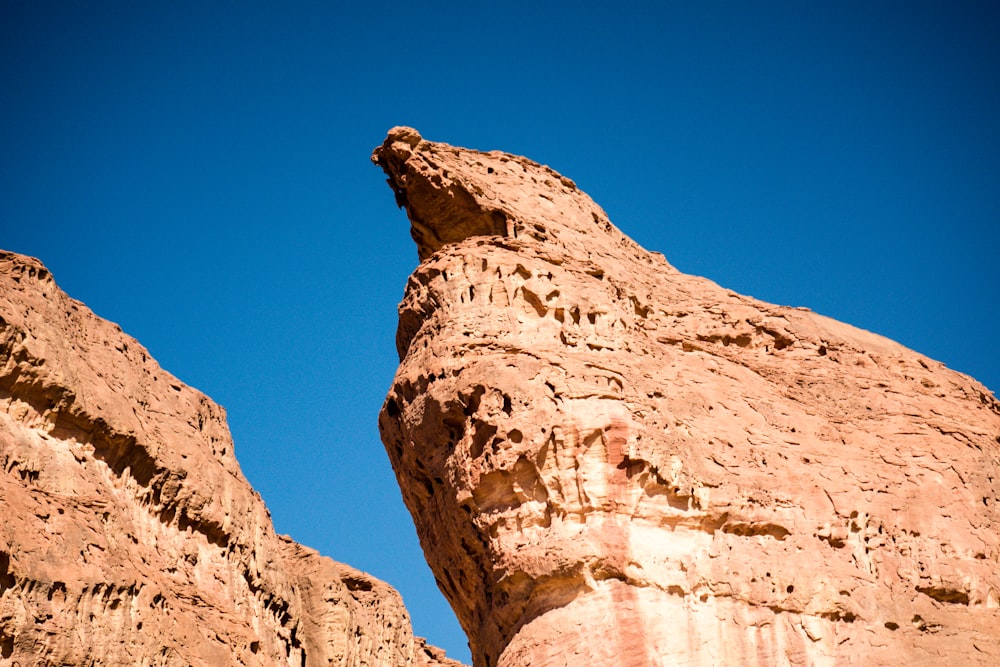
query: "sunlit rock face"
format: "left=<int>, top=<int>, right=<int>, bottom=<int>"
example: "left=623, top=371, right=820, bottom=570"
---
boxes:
left=374, top=128, right=1000, bottom=667
left=0, top=251, right=462, bottom=667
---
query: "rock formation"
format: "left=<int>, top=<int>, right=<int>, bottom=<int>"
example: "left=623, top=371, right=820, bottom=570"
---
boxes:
left=374, top=127, right=1000, bottom=667
left=0, top=251, right=462, bottom=666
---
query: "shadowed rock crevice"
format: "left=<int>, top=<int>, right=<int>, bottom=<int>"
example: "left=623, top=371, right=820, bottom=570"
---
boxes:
left=375, top=129, right=1000, bottom=667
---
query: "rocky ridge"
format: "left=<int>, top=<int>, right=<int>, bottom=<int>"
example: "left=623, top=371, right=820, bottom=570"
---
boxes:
left=374, top=127, right=1000, bottom=667
left=0, top=250, right=462, bottom=666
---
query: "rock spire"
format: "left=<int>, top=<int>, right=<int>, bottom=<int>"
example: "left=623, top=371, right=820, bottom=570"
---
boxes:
left=374, top=128, right=1000, bottom=667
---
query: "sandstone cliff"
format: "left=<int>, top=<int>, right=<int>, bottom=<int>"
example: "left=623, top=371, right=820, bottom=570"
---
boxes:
left=374, top=127, right=1000, bottom=667
left=0, top=250, right=461, bottom=667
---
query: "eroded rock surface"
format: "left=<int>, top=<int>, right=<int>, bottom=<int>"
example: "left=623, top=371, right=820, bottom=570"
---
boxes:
left=0, top=251, right=462, bottom=667
left=374, top=127, right=1000, bottom=667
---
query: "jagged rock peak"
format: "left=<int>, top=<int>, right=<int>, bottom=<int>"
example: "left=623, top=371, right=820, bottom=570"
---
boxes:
left=372, top=127, right=646, bottom=265
left=0, top=250, right=464, bottom=667
left=375, top=132, right=1000, bottom=667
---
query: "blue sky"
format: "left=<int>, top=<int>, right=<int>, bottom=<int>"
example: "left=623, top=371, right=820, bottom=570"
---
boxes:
left=2, top=2, right=998, bottom=662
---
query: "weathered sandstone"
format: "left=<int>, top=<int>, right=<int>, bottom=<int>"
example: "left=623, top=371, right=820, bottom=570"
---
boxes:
left=374, top=127, right=1000, bottom=667
left=0, top=251, right=462, bottom=667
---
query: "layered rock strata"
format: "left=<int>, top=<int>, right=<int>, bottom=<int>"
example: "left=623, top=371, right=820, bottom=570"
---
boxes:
left=0, top=251, right=461, bottom=667
left=374, top=127, right=1000, bottom=667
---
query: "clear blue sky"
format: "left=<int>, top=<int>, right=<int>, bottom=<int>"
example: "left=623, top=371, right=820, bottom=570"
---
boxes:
left=2, top=2, right=998, bottom=663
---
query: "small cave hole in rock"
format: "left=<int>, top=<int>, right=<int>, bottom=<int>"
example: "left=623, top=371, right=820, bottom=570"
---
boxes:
left=786, top=585, right=794, bottom=593
left=343, top=576, right=374, bottom=592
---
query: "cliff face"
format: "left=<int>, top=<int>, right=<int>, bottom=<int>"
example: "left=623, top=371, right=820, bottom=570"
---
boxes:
left=0, top=251, right=461, bottom=667
left=374, top=128, right=1000, bottom=667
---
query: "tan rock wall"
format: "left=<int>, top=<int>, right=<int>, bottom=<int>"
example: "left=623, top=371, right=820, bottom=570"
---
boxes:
left=374, top=128, right=1000, bottom=667
left=0, top=251, right=461, bottom=667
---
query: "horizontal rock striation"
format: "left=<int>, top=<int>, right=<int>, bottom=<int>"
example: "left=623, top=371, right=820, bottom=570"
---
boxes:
left=374, top=128, right=1000, bottom=667
left=0, top=251, right=462, bottom=667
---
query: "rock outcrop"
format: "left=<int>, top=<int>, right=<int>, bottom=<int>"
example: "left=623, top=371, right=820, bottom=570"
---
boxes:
left=374, top=128, right=1000, bottom=667
left=0, top=251, right=462, bottom=667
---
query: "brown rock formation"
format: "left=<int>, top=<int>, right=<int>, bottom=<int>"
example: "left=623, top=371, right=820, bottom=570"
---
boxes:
left=0, top=251, right=462, bottom=667
left=374, top=128, right=1000, bottom=667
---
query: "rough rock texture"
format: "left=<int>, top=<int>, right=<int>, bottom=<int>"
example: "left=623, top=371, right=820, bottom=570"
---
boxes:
left=0, top=251, right=462, bottom=667
left=374, top=128, right=1000, bottom=667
